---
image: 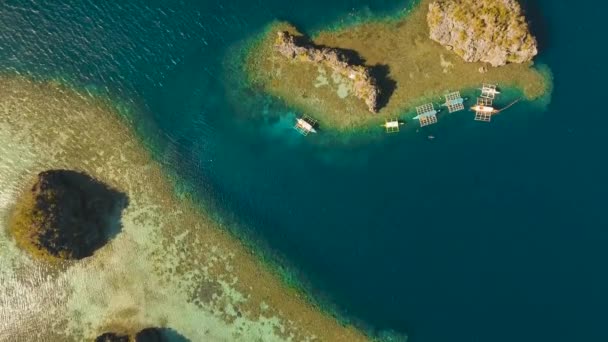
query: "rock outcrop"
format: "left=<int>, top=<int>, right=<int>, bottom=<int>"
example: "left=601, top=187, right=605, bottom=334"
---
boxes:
left=274, top=31, right=381, bottom=113
left=135, top=328, right=189, bottom=342
left=427, top=0, right=538, bottom=67
left=95, top=332, right=131, bottom=342
left=95, top=328, right=188, bottom=342
left=9, top=170, right=128, bottom=261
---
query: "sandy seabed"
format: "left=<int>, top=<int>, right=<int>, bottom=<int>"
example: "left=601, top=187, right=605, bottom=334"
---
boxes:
left=0, top=76, right=368, bottom=342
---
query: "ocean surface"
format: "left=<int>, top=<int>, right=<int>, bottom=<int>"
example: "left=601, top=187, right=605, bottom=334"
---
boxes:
left=1, top=0, right=607, bottom=341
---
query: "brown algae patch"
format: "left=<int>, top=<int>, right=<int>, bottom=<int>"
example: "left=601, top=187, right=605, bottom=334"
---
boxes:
left=0, top=76, right=368, bottom=341
left=244, top=0, right=550, bottom=130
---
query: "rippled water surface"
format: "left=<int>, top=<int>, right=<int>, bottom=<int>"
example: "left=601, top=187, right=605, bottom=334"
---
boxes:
left=2, top=0, right=608, bottom=341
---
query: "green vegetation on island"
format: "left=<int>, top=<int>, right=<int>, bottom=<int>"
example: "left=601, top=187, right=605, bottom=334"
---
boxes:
left=244, top=0, right=549, bottom=130
left=9, top=169, right=128, bottom=262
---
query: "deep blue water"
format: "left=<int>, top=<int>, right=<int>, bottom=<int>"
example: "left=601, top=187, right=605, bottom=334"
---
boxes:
left=2, top=0, right=608, bottom=341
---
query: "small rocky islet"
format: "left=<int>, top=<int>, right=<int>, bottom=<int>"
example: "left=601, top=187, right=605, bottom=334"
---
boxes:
left=8, top=169, right=128, bottom=261
left=244, top=0, right=548, bottom=129
left=95, top=328, right=188, bottom=342
left=95, top=332, right=131, bottom=342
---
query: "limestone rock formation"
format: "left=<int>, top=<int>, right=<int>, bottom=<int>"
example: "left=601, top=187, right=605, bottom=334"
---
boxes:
left=274, top=31, right=381, bottom=113
left=9, top=170, right=128, bottom=261
left=427, top=0, right=538, bottom=67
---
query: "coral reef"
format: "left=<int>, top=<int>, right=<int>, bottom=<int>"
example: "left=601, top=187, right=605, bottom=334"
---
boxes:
left=427, top=0, right=538, bottom=66
left=1, top=76, right=370, bottom=341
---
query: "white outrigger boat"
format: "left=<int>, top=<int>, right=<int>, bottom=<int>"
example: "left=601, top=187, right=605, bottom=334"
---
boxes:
left=294, top=116, right=318, bottom=136
left=480, top=84, right=501, bottom=99
left=414, top=103, right=439, bottom=127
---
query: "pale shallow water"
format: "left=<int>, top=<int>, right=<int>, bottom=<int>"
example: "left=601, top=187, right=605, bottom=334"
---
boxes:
left=0, top=78, right=364, bottom=341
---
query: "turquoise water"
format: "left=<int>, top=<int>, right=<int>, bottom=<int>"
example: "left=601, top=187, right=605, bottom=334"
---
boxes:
left=2, top=1, right=608, bottom=341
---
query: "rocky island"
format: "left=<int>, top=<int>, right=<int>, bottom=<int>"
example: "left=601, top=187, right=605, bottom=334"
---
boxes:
left=8, top=169, right=128, bottom=261
left=244, top=0, right=550, bottom=130
left=275, top=31, right=381, bottom=113
left=428, top=0, right=538, bottom=66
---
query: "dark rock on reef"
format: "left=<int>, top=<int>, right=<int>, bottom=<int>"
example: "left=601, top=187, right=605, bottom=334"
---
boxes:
left=95, top=328, right=189, bottom=342
left=274, top=30, right=381, bottom=113
left=95, top=332, right=131, bottom=342
left=135, top=328, right=189, bottom=342
left=427, top=0, right=538, bottom=66
left=9, top=169, right=128, bottom=261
